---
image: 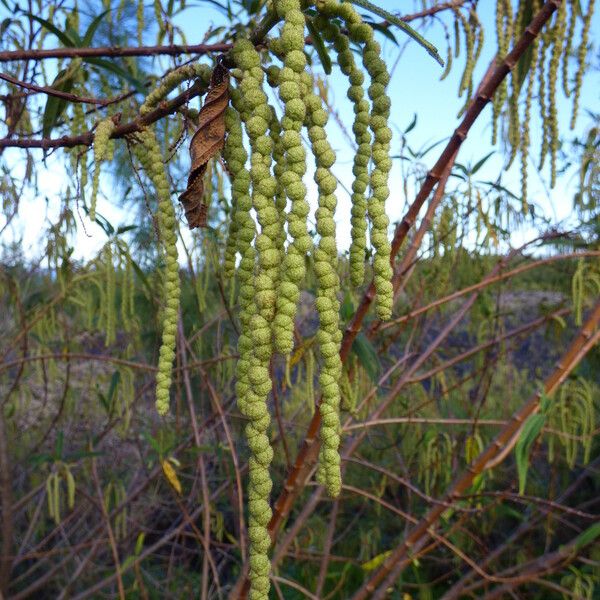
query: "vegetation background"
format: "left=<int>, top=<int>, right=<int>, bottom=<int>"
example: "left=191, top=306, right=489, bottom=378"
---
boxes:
left=0, top=0, right=598, bottom=598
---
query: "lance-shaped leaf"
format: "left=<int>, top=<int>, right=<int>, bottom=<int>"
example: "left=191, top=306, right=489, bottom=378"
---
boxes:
left=515, top=412, right=545, bottom=494
left=179, top=63, right=229, bottom=229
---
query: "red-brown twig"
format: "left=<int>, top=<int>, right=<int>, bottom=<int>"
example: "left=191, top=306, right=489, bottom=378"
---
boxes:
left=0, top=2, right=465, bottom=63
left=0, top=71, right=114, bottom=105
left=0, top=42, right=231, bottom=62
left=356, top=299, right=600, bottom=599
left=0, top=79, right=206, bottom=149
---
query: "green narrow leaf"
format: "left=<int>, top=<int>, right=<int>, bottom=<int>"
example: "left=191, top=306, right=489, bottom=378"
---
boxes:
left=41, top=68, right=75, bottom=138
left=107, top=371, right=121, bottom=406
left=470, top=151, right=495, bottom=175
left=340, top=291, right=355, bottom=321
left=1, top=18, right=12, bottom=35
left=515, top=413, right=545, bottom=494
left=306, top=17, right=332, bottom=74
left=351, top=332, right=381, bottom=383
left=25, top=13, right=77, bottom=46
left=81, top=9, right=111, bottom=47
left=348, top=0, right=444, bottom=66
left=368, top=20, right=398, bottom=46
left=142, top=431, right=162, bottom=455
left=570, top=522, right=600, bottom=552
left=84, top=57, right=147, bottom=94
left=362, top=550, right=391, bottom=571
left=404, top=113, right=417, bottom=134
left=116, top=224, right=138, bottom=235
left=55, top=430, right=64, bottom=459
left=97, top=390, right=110, bottom=414
left=128, top=256, right=153, bottom=296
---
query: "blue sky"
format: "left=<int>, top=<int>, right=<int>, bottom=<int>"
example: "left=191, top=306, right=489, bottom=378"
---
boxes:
left=2, top=1, right=599, bottom=261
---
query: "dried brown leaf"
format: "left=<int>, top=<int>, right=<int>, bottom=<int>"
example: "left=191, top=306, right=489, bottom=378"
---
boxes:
left=179, top=63, right=229, bottom=229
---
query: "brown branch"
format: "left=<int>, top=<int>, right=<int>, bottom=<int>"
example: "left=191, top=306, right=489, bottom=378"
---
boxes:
left=177, top=316, right=215, bottom=600
left=0, top=9, right=281, bottom=151
left=0, top=1, right=463, bottom=64
left=0, top=42, right=231, bottom=63
left=470, top=529, right=600, bottom=600
left=0, top=413, right=14, bottom=596
left=379, top=250, right=600, bottom=331
left=90, top=456, right=125, bottom=600
left=408, top=307, right=570, bottom=384
left=0, top=351, right=235, bottom=374
left=379, top=0, right=468, bottom=26
left=358, top=298, right=600, bottom=599
left=440, top=455, right=600, bottom=600
left=0, top=71, right=113, bottom=105
left=0, top=79, right=206, bottom=149
left=315, top=498, right=340, bottom=597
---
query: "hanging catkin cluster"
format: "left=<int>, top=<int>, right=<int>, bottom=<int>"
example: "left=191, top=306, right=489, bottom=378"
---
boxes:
left=486, top=0, right=596, bottom=200
left=435, top=1, right=596, bottom=204
left=133, top=128, right=180, bottom=416
left=134, top=64, right=211, bottom=416
left=298, top=68, right=344, bottom=497
left=313, top=14, right=371, bottom=288
left=90, top=117, right=116, bottom=221
left=332, top=0, right=394, bottom=320
left=214, top=1, right=396, bottom=597
left=230, top=39, right=279, bottom=599
left=271, top=0, right=312, bottom=356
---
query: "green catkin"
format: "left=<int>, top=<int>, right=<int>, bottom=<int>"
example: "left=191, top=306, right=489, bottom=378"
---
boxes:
left=457, top=9, right=484, bottom=117
left=133, top=65, right=212, bottom=414
left=153, top=0, right=165, bottom=42
left=520, top=0, right=541, bottom=212
left=94, top=274, right=106, bottom=332
left=299, top=69, right=343, bottom=497
left=228, top=84, right=256, bottom=417
left=472, top=10, right=484, bottom=85
left=349, top=12, right=394, bottom=320
left=440, top=33, right=453, bottom=81
left=90, top=117, right=115, bottom=222
left=128, top=255, right=136, bottom=329
left=222, top=108, right=243, bottom=279
left=80, top=150, right=88, bottom=202
left=538, top=25, right=550, bottom=169
left=268, top=103, right=288, bottom=283
left=137, top=0, right=144, bottom=45
left=492, top=0, right=506, bottom=145
left=231, top=40, right=277, bottom=600
left=134, top=129, right=180, bottom=416
left=572, top=258, right=584, bottom=326
left=505, top=0, right=524, bottom=168
left=315, top=16, right=371, bottom=288
left=453, top=12, right=461, bottom=59
left=562, top=0, right=576, bottom=97
left=70, top=100, right=85, bottom=175
left=319, top=0, right=392, bottom=318
left=549, top=1, right=566, bottom=187
left=458, top=9, right=474, bottom=98
left=306, top=349, right=315, bottom=414
left=121, top=253, right=133, bottom=333
left=492, top=0, right=513, bottom=145
left=571, top=0, right=595, bottom=129
left=271, top=0, right=312, bottom=356
left=105, top=243, right=116, bottom=346
left=117, top=0, right=126, bottom=20
left=140, top=64, right=211, bottom=116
